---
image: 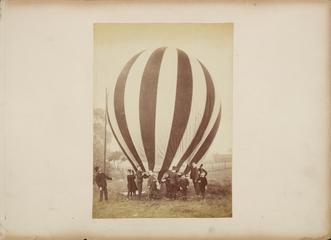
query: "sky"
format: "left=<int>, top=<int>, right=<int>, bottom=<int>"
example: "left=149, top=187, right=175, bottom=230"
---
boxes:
left=94, top=23, right=233, bottom=155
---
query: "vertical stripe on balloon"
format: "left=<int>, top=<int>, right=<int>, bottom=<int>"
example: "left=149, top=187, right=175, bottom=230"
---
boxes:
left=139, top=47, right=167, bottom=170
left=158, top=48, right=193, bottom=180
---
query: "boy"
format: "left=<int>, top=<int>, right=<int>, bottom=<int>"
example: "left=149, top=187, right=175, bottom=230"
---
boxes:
left=197, top=172, right=208, bottom=199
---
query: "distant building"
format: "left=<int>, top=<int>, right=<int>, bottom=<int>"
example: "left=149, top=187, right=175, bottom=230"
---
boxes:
left=200, top=153, right=232, bottom=170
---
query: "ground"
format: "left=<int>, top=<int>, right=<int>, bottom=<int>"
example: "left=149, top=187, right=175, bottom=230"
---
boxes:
left=92, top=168, right=232, bottom=218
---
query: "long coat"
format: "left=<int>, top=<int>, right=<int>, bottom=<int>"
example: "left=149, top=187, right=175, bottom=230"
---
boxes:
left=127, top=175, right=138, bottom=192
left=95, top=173, right=112, bottom=188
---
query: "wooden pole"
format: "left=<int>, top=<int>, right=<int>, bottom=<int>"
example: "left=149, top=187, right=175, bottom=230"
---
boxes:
left=103, top=88, right=108, bottom=173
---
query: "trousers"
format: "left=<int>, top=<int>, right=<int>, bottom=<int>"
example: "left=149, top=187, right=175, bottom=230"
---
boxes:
left=99, top=186, right=108, bottom=201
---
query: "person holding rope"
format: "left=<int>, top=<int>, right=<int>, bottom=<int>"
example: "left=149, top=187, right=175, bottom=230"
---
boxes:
left=95, top=167, right=112, bottom=202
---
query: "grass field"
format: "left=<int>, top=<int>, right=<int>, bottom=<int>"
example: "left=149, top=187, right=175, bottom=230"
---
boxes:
left=92, top=168, right=232, bottom=218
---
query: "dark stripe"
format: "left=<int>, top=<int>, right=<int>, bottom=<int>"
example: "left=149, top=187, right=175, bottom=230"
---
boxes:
left=106, top=109, right=137, bottom=172
left=183, top=106, right=222, bottom=174
left=158, top=48, right=193, bottom=180
left=175, top=61, right=215, bottom=171
left=139, top=47, right=166, bottom=170
left=114, top=52, right=146, bottom=171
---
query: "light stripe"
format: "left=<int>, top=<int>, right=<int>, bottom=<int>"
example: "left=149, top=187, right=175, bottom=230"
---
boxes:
left=175, top=61, right=215, bottom=171
left=114, top=52, right=146, bottom=171
left=158, top=48, right=193, bottom=180
left=139, top=47, right=167, bottom=170
left=183, top=106, right=222, bottom=174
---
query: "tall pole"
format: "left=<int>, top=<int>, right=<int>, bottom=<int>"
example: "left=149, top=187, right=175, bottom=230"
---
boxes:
left=103, top=88, right=108, bottom=173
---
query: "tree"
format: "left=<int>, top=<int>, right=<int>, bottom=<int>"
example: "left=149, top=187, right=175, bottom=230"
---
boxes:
left=109, top=151, right=124, bottom=161
left=93, top=108, right=112, bottom=168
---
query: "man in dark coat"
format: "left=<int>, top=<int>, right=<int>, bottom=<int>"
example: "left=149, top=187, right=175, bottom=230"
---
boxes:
left=95, top=169, right=112, bottom=201
left=168, top=166, right=179, bottom=200
left=190, top=162, right=199, bottom=195
left=198, top=164, right=208, bottom=177
left=163, top=173, right=171, bottom=198
left=197, top=171, right=208, bottom=199
left=179, top=174, right=190, bottom=200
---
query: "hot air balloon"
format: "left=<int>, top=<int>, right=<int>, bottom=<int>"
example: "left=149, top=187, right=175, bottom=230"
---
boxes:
left=107, top=47, right=221, bottom=181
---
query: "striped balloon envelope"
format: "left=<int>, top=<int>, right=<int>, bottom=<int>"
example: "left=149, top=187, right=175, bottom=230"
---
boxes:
left=107, top=47, right=222, bottom=180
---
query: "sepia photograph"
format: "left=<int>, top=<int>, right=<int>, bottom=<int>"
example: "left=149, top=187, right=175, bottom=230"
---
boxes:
left=1, top=0, right=330, bottom=238
left=93, top=23, right=233, bottom=218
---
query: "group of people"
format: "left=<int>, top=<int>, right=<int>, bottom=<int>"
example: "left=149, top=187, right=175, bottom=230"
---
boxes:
left=126, top=167, right=149, bottom=200
left=94, top=163, right=208, bottom=202
left=160, top=163, right=208, bottom=200
left=126, top=163, right=209, bottom=201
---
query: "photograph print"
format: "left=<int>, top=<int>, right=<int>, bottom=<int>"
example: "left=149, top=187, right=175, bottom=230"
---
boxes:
left=93, top=23, right=233, bottom=218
